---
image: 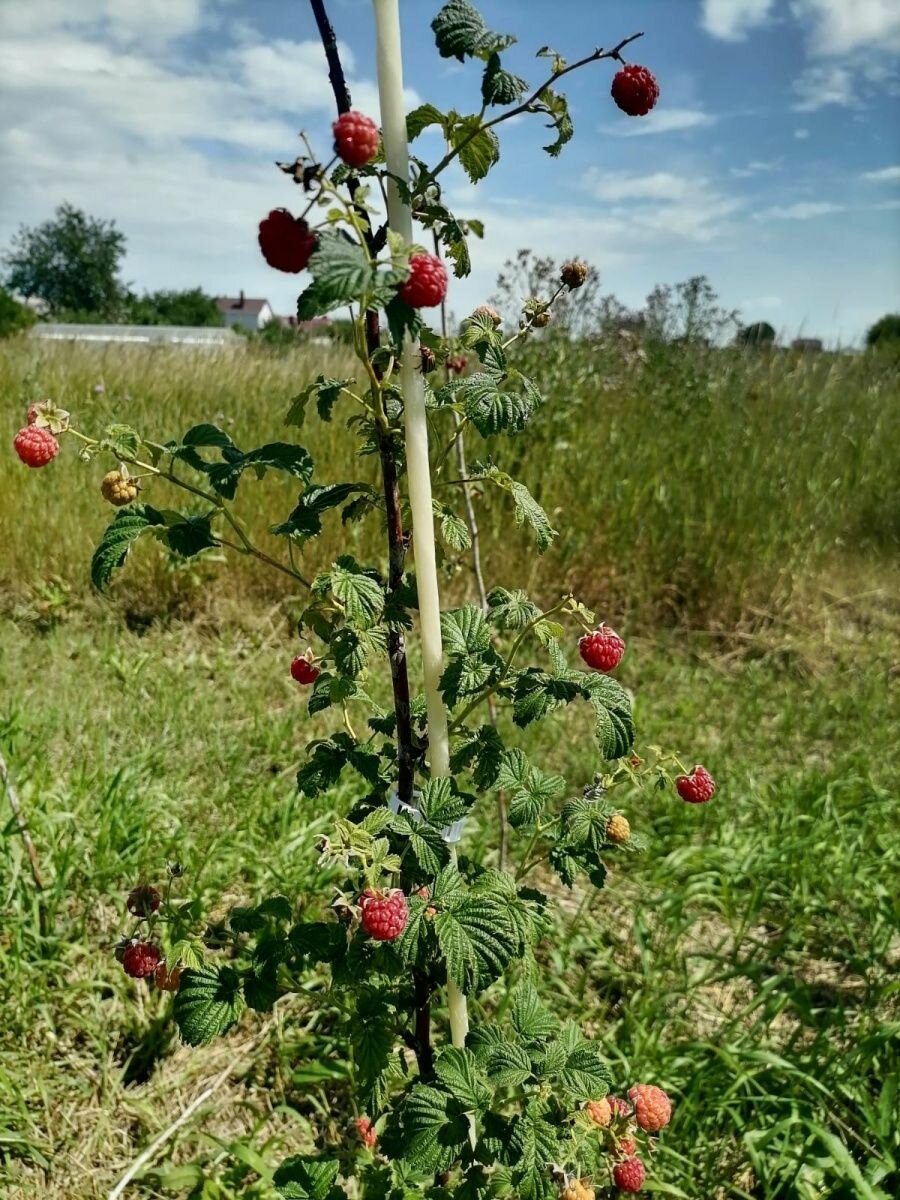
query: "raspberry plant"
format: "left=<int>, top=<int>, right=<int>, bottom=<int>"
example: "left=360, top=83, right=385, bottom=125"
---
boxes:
left=13, top=2, right=712, bottom=1195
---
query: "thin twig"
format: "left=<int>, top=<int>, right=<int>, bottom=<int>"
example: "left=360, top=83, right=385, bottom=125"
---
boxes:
left=429, top=34, right=644, bottom=179
left=0, top=750, right=45, bottom=890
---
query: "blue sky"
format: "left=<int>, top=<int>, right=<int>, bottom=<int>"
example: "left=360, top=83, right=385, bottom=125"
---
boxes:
left=1, top=0, right=898, bottom=344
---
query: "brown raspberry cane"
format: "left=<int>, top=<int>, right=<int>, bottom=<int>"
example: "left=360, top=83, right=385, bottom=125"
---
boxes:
left=333, top=111, right=381, bottom=168
left=397, top=253, right=447, bottom=308
left=611, top=64, right=660, bottom=117
left=628, top=1083, right=672, bottom=1132
left=291, top=655, right=320, bottom=685
left=121, top=942, right=162, bottom=979
left=676, top=764, right=716, bottom=804
left=359, top=888, right=409, bottom=941
left=127, top=884, right=161, bottom=918
left=258, top=209, right=316, bottom=273
left=579, top=624, right=626, bottom=673
left=14, top=426, right=59, bottom=468
left=612, top=1156, right=646, bottom=1193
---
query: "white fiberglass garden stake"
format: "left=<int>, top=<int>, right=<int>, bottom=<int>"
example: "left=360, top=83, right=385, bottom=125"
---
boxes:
left=373, top=0, right=469, bottom=1049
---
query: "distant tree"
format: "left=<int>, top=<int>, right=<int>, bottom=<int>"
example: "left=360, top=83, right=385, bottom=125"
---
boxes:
left=0, top=288, right=37, bottom=337
left=643, top=275, right=739, bottom=345
left=2, top=203, right=127, bottom=319
left=866, top=313, right=900, bottom=349
left=125, top=288, right=223, bottom=327
left=491, top=248, right=604, bottom=338
left=737, top=321, right=776, bottom=347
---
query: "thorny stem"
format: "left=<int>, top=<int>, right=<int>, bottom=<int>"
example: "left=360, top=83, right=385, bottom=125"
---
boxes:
left=428, top=34, right=644, bottom=180
left=433, top=233, right=509, bottom=869
left=311, top=0, right=426, bottom=1073
left=309, top=0, right=418, bottom=813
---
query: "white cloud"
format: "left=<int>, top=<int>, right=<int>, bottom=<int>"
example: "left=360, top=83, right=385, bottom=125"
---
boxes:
left=792, top=63, right=858, bottom=110
left=790, top=0, right=900, bottom=56
left=701, top=0, right=775, bottom=41
left=583, top=171, right=695, bottom=203
left=758, top=202, right=845, bottom=220
left=863, top=166, right=900, bottom=182
left=601, top=108, right=716, bottom=137
left=740, top=295, right=783, bottom=309
left=794, top=128, right=810, bottom=139
left=730, top=159, right=782, bottom=178
left=582, top=169, right=741, bottom=243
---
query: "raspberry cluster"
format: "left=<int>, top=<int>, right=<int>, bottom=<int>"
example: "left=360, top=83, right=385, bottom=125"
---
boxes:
left=127, top=884, right=161, bottom=918
left=122, top=942, right=162, bottom=979
left=14, top=425, right=59, bottom=468
left=333, top=111, right=380, bottom=168
left=258, top=209, right=316, bottom=273
left=398, top=253, right=448, bottom=308
left=578, top=624, right=626, bottom=673
left=611, top=64, right=660, bottom=117
left=291, top=655, right=320, bottom=685
left=359, top=888, right=409, bottom=941
left=676, top=764, right=716, bottom=804
left=101, top=470, right=138, bottom=507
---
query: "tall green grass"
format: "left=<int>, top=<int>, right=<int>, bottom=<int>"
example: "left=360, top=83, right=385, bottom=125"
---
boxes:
left=2, top=337, right=897, bottom=627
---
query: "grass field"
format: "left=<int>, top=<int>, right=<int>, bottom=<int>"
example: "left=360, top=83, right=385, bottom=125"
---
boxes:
left=1, top=338, right=898, bottom=1199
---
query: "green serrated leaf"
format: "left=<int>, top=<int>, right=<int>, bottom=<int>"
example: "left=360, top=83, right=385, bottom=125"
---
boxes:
left=538, top=86, right=573, bottom=157
left=90, top=505, right=164, bottom=591
left=408, top=103, right=447, bottom=140
left=204, top=442, right=313, bottom=501
left=487, top=587, right=541, bottom=629
left=174, top=965, right=244, bottom=1046
left=511, top=983, right=558, bottom=1043
left=102, top=423, right=141, bottom=459
left=434, top=1046, right=493, bottom=1112
left=273, top=483, right=373, bottom=544
left=273, top=1156, right=346, bottom=1200
left=329, top=557, right=385, bottom=630
left=496, top=750, right=565, bottom=828
left=298, top=233, right=373, bottom=318
left=451, top=119, right=501, bottom=184
left=441, top=605, right=492, bottom=656
left=482, top=53, right=528, bottom=106
left=435, top=502, right=472, bottom=552
left=286, top=376, right=354, bottom=427
left=431, top=0, right=488, bottom=61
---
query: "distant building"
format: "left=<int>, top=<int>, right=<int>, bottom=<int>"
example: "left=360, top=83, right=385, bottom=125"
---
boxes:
left=30, top=324, right=241, bottom=348
left=216, top=291, right=273, bottom=331
left=791, top=337, right=823, bottom=353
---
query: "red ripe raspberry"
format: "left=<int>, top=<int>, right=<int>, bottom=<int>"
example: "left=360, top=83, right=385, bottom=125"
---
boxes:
left=354, top=1115, right=377, bottom=1149
left=258, top=209, right=316, bottom=273
left=122, top=942, right=162, bottom=979
left=447, top=355, right=468, bottom=374
left=291, top=655, right=320, bottom=685
left=14, top=425, right=59, bottom=468
left=360, top=888, right=409, bottom=941
left=398, top=253, right=448, bottom=308
left=127, top=885, right=161, bottom=918
left=611, top=64, right=660, bottom=117
left=333, top=111, right=380, bottom=168
left=676, top=765, right=716, bottom=804
left=628, top=1084, right=672, bottom=1132
left=579, top=624, right=625, bottom=673
left=612, top=1157, right=646, bottom=1193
